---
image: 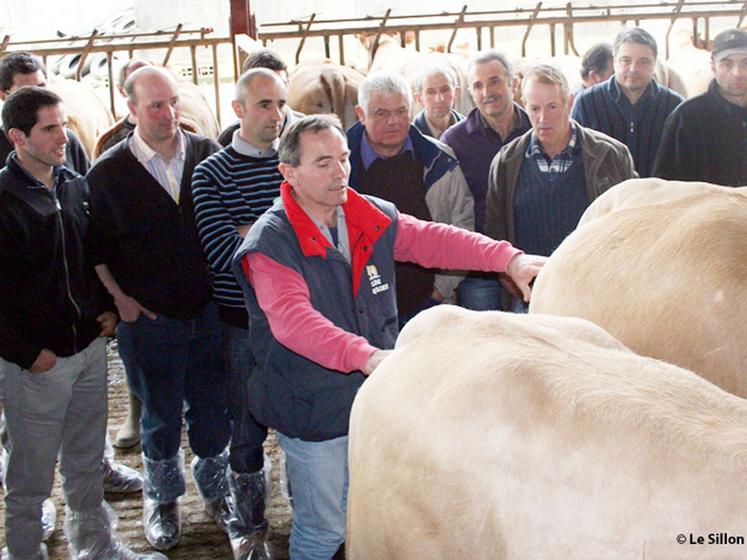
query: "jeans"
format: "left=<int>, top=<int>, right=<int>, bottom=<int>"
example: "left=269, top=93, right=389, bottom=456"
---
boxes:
left=457, top=275, right=502, bottom=311
left=116, top=302, right=230, bottom=462
left=276, top=433, right=348, bottom=560
left=1, top=337, right=108, bottom=558
left=222, top=321, right=268, bottom=474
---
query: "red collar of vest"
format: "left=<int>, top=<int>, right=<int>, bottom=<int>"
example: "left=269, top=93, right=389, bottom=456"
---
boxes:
left=280, top=181, right=392, bottom=297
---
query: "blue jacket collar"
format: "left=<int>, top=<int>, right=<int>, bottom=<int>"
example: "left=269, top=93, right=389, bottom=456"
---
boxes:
left=347, top=121, right=457, bottom=190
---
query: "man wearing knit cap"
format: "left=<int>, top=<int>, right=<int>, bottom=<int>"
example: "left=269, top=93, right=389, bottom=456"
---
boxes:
left=653, top=28, right=747, bottom=186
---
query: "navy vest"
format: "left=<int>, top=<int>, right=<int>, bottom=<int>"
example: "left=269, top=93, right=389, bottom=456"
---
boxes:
left=233, top=195, right=400, bottom=441
left=514, top=157, right=589, bottom=257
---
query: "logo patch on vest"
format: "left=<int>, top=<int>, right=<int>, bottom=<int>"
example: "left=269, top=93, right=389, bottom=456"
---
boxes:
left=366, top=264, right=390, bottom=295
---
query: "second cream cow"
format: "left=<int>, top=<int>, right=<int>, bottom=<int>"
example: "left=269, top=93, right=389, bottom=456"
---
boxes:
left=530, top=178, right=747, bottom=397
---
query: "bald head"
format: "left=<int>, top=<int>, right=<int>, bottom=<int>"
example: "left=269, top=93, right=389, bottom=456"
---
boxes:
left=124, top=66, right=178, bottom=105
left=126, top=66, right=181, bottom=146
left=232, top=68, right=288, bottom=149
left=235, top=68, right=286, bottom=106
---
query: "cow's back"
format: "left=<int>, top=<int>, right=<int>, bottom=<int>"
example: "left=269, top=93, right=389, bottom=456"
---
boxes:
left=347, top=306, right=747, bottom=559
left=531, top=184, right=747, bottom=397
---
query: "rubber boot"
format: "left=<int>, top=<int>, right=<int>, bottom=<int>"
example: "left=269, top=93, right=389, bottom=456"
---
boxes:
left=191, top=450, right=231, bottom=533
left=64, top=502, right=169, bottom=559
left=114, top=389, right=141, bottom=449
left=41, top=499, right=57, bottom=541
left=226, top=456, right=273, bottom=560
left=142, top=451, right=185, bottom=551
left=1, top=543, right=48, bottom=560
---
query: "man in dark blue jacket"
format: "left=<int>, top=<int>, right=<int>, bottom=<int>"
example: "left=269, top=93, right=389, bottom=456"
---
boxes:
left=0, top=86, right=164, bottom=560
left=571, top=28, right=683, bottom=177
left=0, top=51, right=89, bottom=174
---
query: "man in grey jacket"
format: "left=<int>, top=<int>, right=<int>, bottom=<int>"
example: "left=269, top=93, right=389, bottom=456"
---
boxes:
left=346, top=72, right=473, bottom=320
left=485, top=65, right=636, bottom=311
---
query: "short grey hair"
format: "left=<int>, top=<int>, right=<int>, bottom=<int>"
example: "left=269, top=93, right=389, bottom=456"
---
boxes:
left=124, top=66, right=177, bottom=104
left=357, top=72, right=411, bottom=117
left=235, top=68, right=285, bottom=105
left=279, top=114, right=344, bottom=167
left=613, top=27, right=658, bottom=59
left=467, top=50, right=513, bottom=82
left=411, top=62, right=458, bottom=94
left=521, top=64, right=570, bottom=103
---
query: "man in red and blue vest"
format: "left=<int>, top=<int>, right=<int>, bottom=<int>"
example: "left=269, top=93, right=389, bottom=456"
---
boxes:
left=233, top=114, right=546, bottom=560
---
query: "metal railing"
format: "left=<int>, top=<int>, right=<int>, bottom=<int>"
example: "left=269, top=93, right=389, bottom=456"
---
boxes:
left=254, top=0, right=747, bottom=63
left=0, top=26, right=239, bottom=126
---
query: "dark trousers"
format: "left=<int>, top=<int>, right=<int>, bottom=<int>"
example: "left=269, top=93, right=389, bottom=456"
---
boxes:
left=222, top=321, right=268, bottom=474
left=117, top=302, right=231, bottom=461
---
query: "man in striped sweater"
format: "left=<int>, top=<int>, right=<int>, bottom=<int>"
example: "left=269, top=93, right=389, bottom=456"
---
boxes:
left=571, top=27, right=683, bottom=177
left=191, top=68, right=285, bottom=560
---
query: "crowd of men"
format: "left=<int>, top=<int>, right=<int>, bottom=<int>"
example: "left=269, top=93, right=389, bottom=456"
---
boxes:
left=0, top=22, right=745, bottom=560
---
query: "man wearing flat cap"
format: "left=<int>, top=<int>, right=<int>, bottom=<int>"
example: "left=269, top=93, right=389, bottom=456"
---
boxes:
left=653, top=28, right=747, bottom=186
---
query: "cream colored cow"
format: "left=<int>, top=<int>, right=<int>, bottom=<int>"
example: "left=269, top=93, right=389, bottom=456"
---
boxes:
left=47, top=76, right=115, bottom=157
left=348, top=305, right=747, bottom=559
left=288, top=60, right=366, bottom=129
left=530, top=179, right=747, bottom=397
left=665, top=28, right=712, bottom=98
left=359, top=33, right=474, bottom=116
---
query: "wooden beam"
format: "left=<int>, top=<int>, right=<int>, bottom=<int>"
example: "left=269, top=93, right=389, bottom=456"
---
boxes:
left=447, top=5, right=468, bottom=54
left=370, top=9, right=392, bottom=66
left=294, top=13, right=316, bottom=65
left=162, top=23, right=183, bottom=66
left=521, top=2, right=543, bottom=58
left=75, top=29, right=99, bottom=82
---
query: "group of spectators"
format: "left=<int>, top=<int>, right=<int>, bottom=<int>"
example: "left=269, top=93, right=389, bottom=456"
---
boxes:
left=0, top=21, right=745, bottom=560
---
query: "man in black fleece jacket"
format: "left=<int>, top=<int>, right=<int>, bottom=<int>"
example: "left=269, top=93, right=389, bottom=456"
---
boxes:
left=0, top=87, right=165, bottom=560
left=87, top=66, right=231, bottom=552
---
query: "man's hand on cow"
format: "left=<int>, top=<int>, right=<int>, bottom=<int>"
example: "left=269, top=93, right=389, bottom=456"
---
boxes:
left=363, top=349, right=393, bottom=376
left=505, top=253, right=547, bottom=302
left=30, top=348, right=57, bottom=373
left=97, top=311, right=119, bottom=337
left=114, top=294, right=157, bottom=323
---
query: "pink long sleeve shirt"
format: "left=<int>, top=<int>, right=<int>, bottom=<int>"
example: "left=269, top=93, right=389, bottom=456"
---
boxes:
left=241, top=200, right=520, bottom=375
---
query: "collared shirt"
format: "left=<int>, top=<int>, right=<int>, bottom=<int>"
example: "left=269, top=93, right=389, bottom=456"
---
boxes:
left=231, top=129, right=279, bottom=158
left=360, top=133, right=415, bottom=170
left=129, top=127, right=186, bottom=203
left=311, top=205, right=351, bottom=263
left=525, top=123, right=580, bottom=174
left=9, top=152, right=69, bottom=194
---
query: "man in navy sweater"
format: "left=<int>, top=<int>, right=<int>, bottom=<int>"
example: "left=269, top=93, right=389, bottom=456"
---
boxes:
left=485, top=65, right=636, bottom=312
left=192, top=68, right=286, bottom=560
left=571, top=27, right=682, bottom=177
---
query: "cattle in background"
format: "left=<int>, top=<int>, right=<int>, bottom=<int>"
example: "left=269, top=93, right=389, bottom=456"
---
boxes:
left=512, top=55, right=686, bottom=105
left=288, top=60, right=366, bottom=129
left=359, top=33, right=474, bottom=116
left=347, top=305, right=747, bottom=559
left=664, top=27, right=714, bottom=98
left=176, top=78, right=220, bottom=139
left=513, top=55, right=584, bottom=100
left=47, top=76, right=115, bottom=157
left=530, top=178, right=747, bottom=397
